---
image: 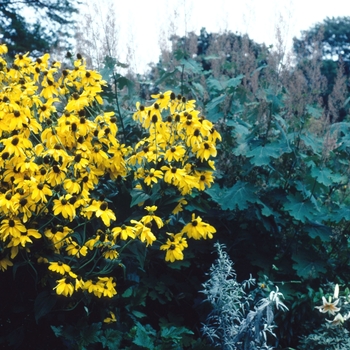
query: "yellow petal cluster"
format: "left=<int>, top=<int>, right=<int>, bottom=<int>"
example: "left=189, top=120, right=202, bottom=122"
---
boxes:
left=0, top=45, right=221, bottom=305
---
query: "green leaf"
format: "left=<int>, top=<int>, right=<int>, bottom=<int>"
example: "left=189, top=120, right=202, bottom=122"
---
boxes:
left=133, top=322, right=156, bottom=349
left=206, top=94, right=226, bottom=112
left=207, top=77, right=224, bottom=92
left=207, top=182, right=258, bottom=211
left=155, top=69, right=177, bottom=85
left=79, top=323, right=102, bottom=346
left=101, top=329, right=122, bottom=349
left=122, top=287, right=133, bottom=298
left=179, top=58, right=202, bottom=74
left=117, top=76, right=133, bottom=90
left=304, top=223, right=332, bottom=242
left=283, top=194, right=316, bottom=223
left=310, top=165, right=333, bottom=186
left=160, top=325, right=194, bottom=341
left=292, top=249, right=327, bottom=279
left=260, top=203, right=274, bottom=217
left=130, top=188, right=150, bottom=207
left=116, top=60, right=129, bottom=68
left=167, top=259, right=191, bottom=269
left=226, top=74, right=244, bottom=90
left=332, top=206, right=350, bottom=222
left=310, top=164, right=347, bottom=186
left=100, top=55, right=117, bottom=80
left=246, top=142, right=287, bottom=166
left=306, top=104, right=323, bottom=119
left=191, top=82, right=205, bottom=98
left=34, top=290, right=56, bottom=323
left=51, top=325, right=64, bottom=338
left=232, top=123, right=250, bottom=137
left=299, top=133, right=323, bottom=153
left=132, top=310, right=147, bottom=319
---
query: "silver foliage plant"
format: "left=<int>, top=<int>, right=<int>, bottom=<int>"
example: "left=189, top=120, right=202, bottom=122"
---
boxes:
left=201, top=243, right=288, bottom=350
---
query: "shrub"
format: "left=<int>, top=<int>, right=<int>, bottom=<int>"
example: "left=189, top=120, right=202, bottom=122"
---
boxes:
left=0, top=44, right=220, bottom=348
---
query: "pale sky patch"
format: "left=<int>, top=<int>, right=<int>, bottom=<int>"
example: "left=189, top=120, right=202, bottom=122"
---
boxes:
left=79, top=0, right=350, bottom=73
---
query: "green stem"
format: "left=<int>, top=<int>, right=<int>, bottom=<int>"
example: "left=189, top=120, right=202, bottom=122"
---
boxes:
left=112, top=72, right=126, bottom=144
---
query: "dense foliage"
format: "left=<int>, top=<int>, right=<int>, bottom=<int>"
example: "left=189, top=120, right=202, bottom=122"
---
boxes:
left=2, top=13, right=350, bottom=349
left=0, top=45, right=221, bottom=348
left=141, top=24, right=350, bottom=348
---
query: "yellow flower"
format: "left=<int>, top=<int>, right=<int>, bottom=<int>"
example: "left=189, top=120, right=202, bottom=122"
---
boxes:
left=143, top=168, right=163, bottom=186
left=65, top=92, right=90, bottom=112
left=31, top=181, right=53, bottom=203
left=132, top=102, right=148, bottom=123
left=0, top=192, right=20, bottom=215
left=7, top=228, right=42, bottom=248
left=0, top=218, right=26, bottom=241
left=141, top=206, right=164, bottom=229
left=150, top=91, right=172, bottom=110
left=45, top=225, right=72, bottom=252
left=160, top=233, right=188, bottom=262
left=195, top=141, right=217, bottom=161
left=131, top=220, right=156, bottom=246
left=54, top=276, right=75, bottom=297
left=1, top=135, right=32, bottom=157
left=85, top=234, right=102, bottom=250
left=181, top=213, right=216, bottom=240
left=63, top=178, right=81, bottom=194
left=48, top=261, right=72, bottom=275
left=104, top=311, right=117, bottom=323
left=66, top=241, right=88, bottom=258
left=164, top=145, right=186, bottom=162
left=102, top=249, right=119, bottom=260
left=0, top=44, right=8, bottom=54
left=172, top=198, right=188, bottom=214
left=96, top=277, right=117, bottom=298
left=53, top=195, right=76, bottom=221
left=83, top=200, right=116, bottom=227
left=112, top=224, right=136, bottom=240
left=161, top=165, right=187, bottom=186
left=0, top=255, right=13, bottom=271
left=194, top=170, right=215, bottom=191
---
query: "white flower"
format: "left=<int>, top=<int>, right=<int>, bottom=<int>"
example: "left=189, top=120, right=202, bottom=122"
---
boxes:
left=326, top=313, right=344, bottom=326
left=269, top=287, right=288, bottom=311
left=315, top=296, right=340, bottom=315
left=334, top=284, right=339, bottom=299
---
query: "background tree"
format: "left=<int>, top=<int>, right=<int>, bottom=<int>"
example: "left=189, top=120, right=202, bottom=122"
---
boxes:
left=0, top=0, right=79, bottom=55
left=293, top=16, right=350, bottom=116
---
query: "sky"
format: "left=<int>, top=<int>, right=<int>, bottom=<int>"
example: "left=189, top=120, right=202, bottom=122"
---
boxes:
left=80, top=0, right=350, bottom=73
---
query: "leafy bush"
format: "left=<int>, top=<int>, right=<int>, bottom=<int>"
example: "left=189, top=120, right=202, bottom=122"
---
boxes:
left=144, top=28, right=350, bottom=348
left=202, top=243, right=288, bottom=349
left=0, top=44, right=220, bottom=348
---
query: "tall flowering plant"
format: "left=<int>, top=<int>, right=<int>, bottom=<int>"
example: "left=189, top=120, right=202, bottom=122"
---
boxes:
left=0, top=44, right=220, bottom=325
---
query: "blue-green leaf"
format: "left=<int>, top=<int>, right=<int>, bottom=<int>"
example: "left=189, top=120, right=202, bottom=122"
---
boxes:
left=226, top=74, right=244, bottom=90
left=34, top=290, right=56, bottom=323
left=283, top=194, right=316, bottom=223
left=246, top=142, right=289, bottom=166
left=292, top=249, right=327, bottom=279
left=130, top=188, right=150, bottom=207
left=101, top=329, right=122, bottom=349
left=207, top=182, right=258, bottom=211
left=299, top=133, right=323, bottom=153
left=306, top=104, right=323, bottom=119
left=133, top=322, right=156, bottom=349
left=206, top=94, right=226, bottom=111
left=305, top=222, right=332, bottom=242
left=207, top=77, right=225, bottom=92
